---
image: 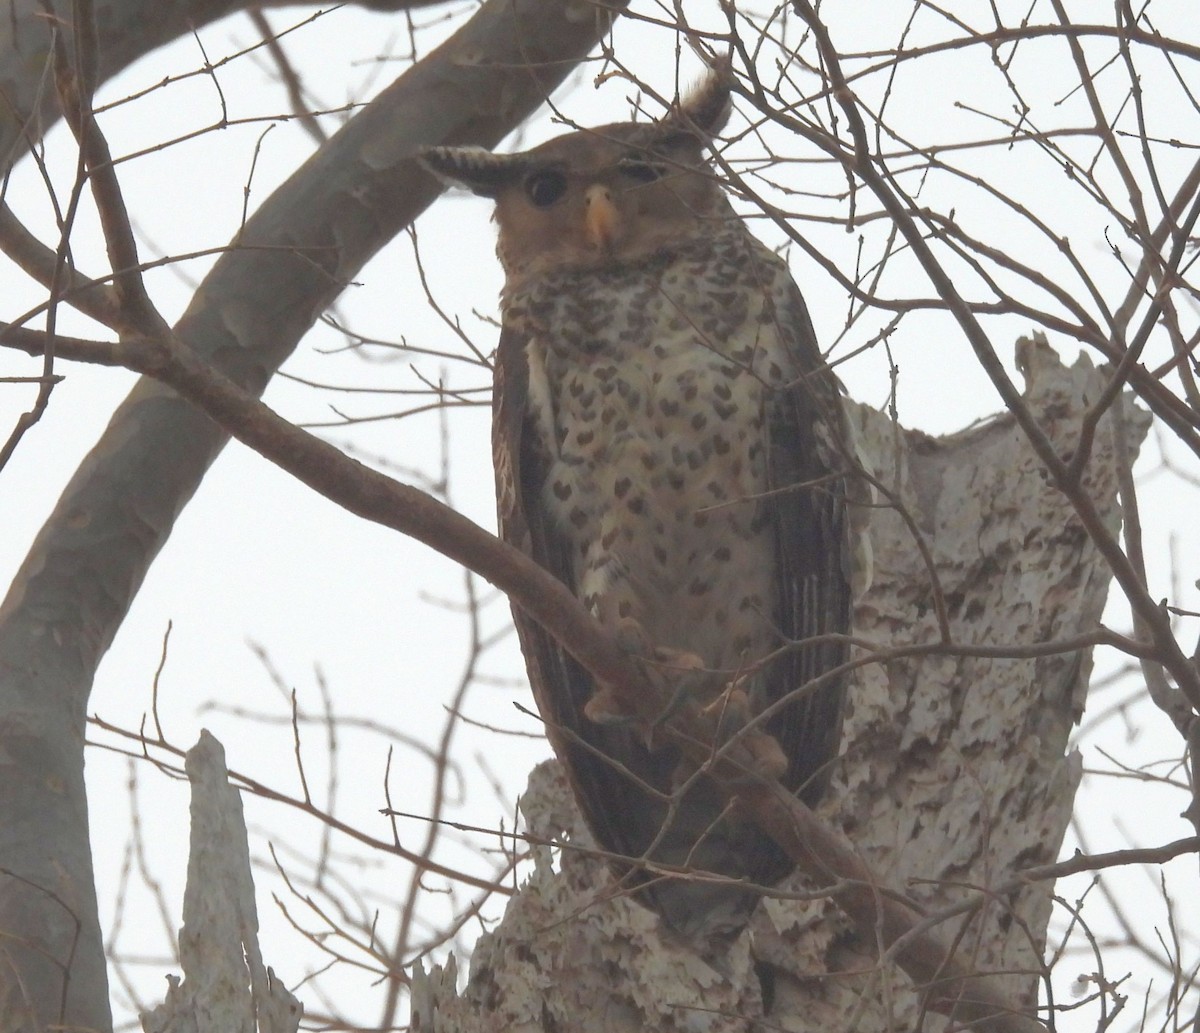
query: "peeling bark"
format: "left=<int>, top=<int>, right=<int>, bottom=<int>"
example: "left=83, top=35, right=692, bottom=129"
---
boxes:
left=140, top=732, right=302, bottom=1033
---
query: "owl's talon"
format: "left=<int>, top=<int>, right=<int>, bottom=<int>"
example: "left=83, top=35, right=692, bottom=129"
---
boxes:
left=700, top=680, right=750, bottom=722
left=696, top=680, right=790, bottom=783
left=613, top=616, right=651, bottom=657
left=652, top=664, right=717, bottom=728
left=729, top=730, right=789, bottom=784
left=584, top=685, right=637, bottom=725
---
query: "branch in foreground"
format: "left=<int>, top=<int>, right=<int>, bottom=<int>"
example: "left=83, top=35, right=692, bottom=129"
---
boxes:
left=0, top=0, right=450, bottom=162
left=18, top=316, right=1123, bottom=1031
left=0, top=1, right=627, bottom=1026
left=789, top=0, right=1200, bottom=714
left=2, top=250, right=1149, bottom=1030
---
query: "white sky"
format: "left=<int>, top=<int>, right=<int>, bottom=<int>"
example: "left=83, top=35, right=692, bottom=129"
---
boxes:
left=0, top=2, right=1196, bottom=1028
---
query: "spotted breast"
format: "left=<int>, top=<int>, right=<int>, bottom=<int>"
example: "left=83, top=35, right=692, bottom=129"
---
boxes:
left=506, top=231, right=804, bottom=682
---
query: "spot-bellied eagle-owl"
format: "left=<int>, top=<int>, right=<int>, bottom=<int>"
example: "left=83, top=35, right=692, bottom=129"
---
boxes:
left=422, top=69, right=852, bottom=951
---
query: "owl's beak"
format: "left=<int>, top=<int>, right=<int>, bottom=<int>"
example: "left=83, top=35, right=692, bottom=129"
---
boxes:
left=583, top=184, right=620, bottom=250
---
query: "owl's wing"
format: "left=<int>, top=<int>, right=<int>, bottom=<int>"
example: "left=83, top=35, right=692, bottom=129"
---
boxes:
left=493, top=290, right=852, bottom=944
left=763, top=279, right=853, bottom=805
left=492, top=323, right=675, bottom=865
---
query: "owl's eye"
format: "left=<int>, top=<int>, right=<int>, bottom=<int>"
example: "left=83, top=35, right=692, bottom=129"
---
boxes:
left=524, top=170, right=568, bottom=207
left=619, top=159, right=665, bottom=183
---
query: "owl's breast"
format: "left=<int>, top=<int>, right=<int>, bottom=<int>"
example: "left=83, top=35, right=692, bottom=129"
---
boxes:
left=507, top=237, right=801, bottom=668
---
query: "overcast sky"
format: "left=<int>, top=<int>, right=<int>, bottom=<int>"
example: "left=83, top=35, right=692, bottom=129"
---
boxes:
left=1, top=3, right=1196, bottom=1027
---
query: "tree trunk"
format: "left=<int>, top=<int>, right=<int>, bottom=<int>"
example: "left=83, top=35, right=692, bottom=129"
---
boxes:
left=0, top=2, right=625, bottom=1026
left=412, top=338, right=1148, bottom=1032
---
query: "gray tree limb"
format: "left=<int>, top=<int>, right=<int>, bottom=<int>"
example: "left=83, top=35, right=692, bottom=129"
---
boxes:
left=0, top=2, right=625, bottom=1027
left=0, top=0, right=445, bottom=161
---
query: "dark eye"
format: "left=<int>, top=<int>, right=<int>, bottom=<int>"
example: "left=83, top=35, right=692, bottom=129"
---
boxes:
left=524, top=170, right=567, bottom=207
left=619, top=159, right=665, bottom=183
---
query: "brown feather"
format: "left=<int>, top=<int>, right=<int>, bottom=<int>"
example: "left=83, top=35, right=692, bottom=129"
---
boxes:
left=458, top=72, right=854, bottom=952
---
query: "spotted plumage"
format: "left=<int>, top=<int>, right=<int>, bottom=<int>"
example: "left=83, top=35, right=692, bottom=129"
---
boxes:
left=422, top=69, right=852, bottom=952
left=509, top=233, right=806, bottom=673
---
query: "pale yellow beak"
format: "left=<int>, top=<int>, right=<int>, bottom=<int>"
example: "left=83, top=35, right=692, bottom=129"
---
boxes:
left=584, top=184, right=620, bottom=250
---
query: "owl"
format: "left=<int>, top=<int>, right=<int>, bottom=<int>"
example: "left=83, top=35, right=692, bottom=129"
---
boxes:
left=421, top=70, right=852, bottom=953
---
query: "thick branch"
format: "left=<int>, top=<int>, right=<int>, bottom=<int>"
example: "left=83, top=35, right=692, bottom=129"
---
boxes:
left=0, top=0, right=447, bottom=164
left=13, top=310, right=1041, bottom=1032
left=0, top=2, right=626, bottom=1028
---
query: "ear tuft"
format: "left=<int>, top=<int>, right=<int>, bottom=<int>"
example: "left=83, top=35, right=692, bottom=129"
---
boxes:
left=418, top=146, right=529, bottom=198
left=669, top=55, right=734, bottom=138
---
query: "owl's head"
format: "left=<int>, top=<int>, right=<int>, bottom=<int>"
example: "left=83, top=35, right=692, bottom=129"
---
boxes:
left=420, top=70, right=735, bottom=285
